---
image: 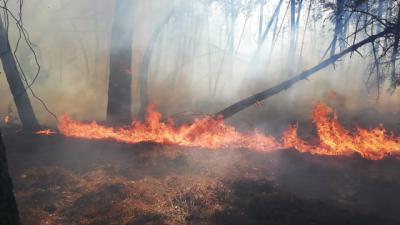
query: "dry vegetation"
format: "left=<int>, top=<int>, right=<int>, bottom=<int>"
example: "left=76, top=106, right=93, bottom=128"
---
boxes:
left=2, top=128, right=400, bottom=225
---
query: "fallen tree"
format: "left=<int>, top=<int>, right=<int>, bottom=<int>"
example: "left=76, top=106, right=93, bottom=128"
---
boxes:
left=216, top=29, right=389, bottom=119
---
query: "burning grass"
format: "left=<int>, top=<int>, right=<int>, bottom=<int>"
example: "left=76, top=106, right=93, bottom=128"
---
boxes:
left=38, top=103, right=400, bottom=160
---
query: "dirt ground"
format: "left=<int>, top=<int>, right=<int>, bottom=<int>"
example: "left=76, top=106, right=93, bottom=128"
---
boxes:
left=3, top=129, right=400, bottom=225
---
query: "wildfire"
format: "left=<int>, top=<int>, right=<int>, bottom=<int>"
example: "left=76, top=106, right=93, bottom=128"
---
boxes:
left=56, top=105, right=280, bottom=151
left=35, top=129, right=57, bottom=136
left=38, top=103, right=400, bottom=160
left=283, top=103, right=400, bottom=160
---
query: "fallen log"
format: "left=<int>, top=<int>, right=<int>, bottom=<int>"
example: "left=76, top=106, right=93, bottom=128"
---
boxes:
left=216, top=29, right=389, bottom=119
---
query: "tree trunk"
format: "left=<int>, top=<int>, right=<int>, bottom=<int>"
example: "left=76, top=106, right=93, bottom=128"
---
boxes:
left=289, top=0, right=296, bottom=54
left=258, top=0, right=284, bottom=49
left=0, top=16, right=40, bottom=131
left=376, top=0, right=385, bottom=34
left=330, top=0, right=345, bottom=56
left=107, top=0, right=134, bottom=124
left=390, top=5, right=400, bottom=86
left=258, top=3, right=264, bottom=43
left=216, top=30, right=388, bottom=119
left=0, top=131, right=20, bottom=225
left=138, top=10, right=174, bottom=120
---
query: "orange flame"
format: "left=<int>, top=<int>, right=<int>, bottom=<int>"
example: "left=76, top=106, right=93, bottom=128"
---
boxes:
left=41, top=103, right=400, bottom=160
left=57, top=105, right=280, bottom=151
left=3, top=115, right=10, bottom=125
left=36, top=129, right=57, bottom=136
left=283, top=103, right=400, bottom=160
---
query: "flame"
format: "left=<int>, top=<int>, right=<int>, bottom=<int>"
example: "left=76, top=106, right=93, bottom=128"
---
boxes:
left=57, top=105, right=280, bottom=151
left=3, top=115, right=10, bottom=125
left=36, top=129, right=57, bottom=136
left=283, top=103, right=400, bottom=160
left=39, top=103, right=400, bottom=160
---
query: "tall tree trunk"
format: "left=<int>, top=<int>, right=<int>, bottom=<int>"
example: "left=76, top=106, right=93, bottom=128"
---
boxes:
left=138, top=10, right=174, bottom=120
left=330, top=0, right=345, bottom=56
left=0, top=131, right=20, bottom=225
left=258, top=3, right=264, bottom=43
left=390, top=4, right=400, bottom=86
left=217, top=29, right=388, bottom=119
left=107, top=0, right=134, bottom=124
left=0, top=17, right=40, bottom=131
left=289, top=0, right=296, bottom=54
left=257, top=0, right=284, bottom=49
left=376, top=0, right=385, bottom=34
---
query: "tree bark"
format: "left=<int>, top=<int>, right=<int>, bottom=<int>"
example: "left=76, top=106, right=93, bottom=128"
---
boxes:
left=216, top=30, right=389, bottom=119
left=107, top=0, right=134, bottom=124
left=0, top=131, right=20, bottom=225
left=0, top=17, right=40, bottom=131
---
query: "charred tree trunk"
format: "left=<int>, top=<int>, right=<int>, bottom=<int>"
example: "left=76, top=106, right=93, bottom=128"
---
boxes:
left=107, top=0, right=134, bottom=124
left=0, top=131, right=20, bottom=225
left=0, top=17, right=40, bottom=131
left=216, top=30, right=388, bottom=119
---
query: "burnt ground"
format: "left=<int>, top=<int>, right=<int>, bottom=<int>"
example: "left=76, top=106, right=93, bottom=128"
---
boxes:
left=3, top=129, right=400, bottom=225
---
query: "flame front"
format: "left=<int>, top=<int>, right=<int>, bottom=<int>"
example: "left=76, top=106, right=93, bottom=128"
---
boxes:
left=43, top=103, right=400, bottom=160
left=57, top=105, right=280, bottom=151
left=283, top=103, right=400, bottom=160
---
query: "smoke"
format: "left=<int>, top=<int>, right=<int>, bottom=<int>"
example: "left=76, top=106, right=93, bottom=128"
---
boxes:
left=0, top=0, right=399, bottom=127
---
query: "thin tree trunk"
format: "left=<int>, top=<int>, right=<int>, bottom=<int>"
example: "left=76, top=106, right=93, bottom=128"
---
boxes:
left=138, top=10, right=174, bottom=120
left=0, top=131, right=20, bottom=225
left=107, top=0, right=134, bottom=124
left=258, top=0, right=284, bottom=49
left=289, top=0, right=296, bottom=54
left=216, top=30, right=388, bottom=119
left=330, top=0, right=345, bottom=56
left=258, top=3, right=264, bottom=43
left=390, top=5, right=400, bottom=86
left=0, top=17, right=39, bottom=131
left=294, top=0, right=303, bottom=50
left=376, top=0, right=385, bottom=34
left=299, top=0, right=312, bottom=59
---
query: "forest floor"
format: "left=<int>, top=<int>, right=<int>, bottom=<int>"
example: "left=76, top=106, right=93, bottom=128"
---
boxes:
left=3, top=128, right=400, bottom=225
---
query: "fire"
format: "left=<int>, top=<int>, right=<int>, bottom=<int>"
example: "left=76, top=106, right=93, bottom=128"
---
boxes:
left=3, top=115, right=10, bottom=125
left=57, top=105, right=280, bottom=151
left=40, top=103, right=400, bottom=160
left=283, top=103, right=400, bottom=160
left=36, top=129, right=57, bottom=136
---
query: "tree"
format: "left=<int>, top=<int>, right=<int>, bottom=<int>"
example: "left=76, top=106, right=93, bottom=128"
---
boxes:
left=138, top=10, right=175, bottom=120
left=107, top=0, right=135, bottom=124
left=0, top=131, right=20, bottom=225
left=216, top=29, right=389, bottom=119
left=0, top=16, right=40, bottom=131
left=330, top=0, right=345, bottom=56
